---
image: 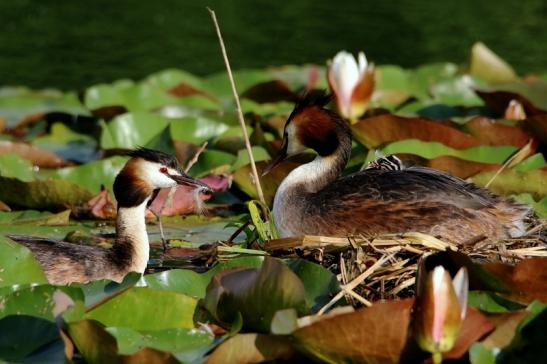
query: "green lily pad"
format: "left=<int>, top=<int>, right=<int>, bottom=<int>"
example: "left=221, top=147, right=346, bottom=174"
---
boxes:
left=231, top=146, right=270, bottom=171
left=143, top=256, right=264, bottom=299
left=187, top=149, right=236, bottom=177
left=0, top=285, right=82, bottom=321
left=0, top=236, right=47, bottom=287
left=0, top=315, right=64, bottom=363
left=204, top=257, right=308, bottom=332
left=469, top=42, right=518, bottom=84
left=106, top=326, right=214, bottom=359
left=79, top=272, right=142, bottom=308
left=49, top=156, right=127, bottom=194
left=513, top=153, right=547, bottom=172
left=32, top=122, right=98, bottom=163
left=170, top=116, right=230, bottom=144
left=0, top=86, right=86, bottom=127
left=100, top=112, right=170, bottom=149
left=0, top=153, right=35, bottom=182
left=85, top=287, right=197, bottom=330
left=287, top=259, right=340, bottom=312
left=468, top=291, right=525, bottom=313
left=471, top=170, right=547, bottom=199
left=408, top=62, right=460, bottom=100
left=379, top=139, right=517, bottom=164
left=144, top=68, right=205, bottom=91
left=0, top=176, right=93, bottom=209
left=430, top=75, right=485, bottom=106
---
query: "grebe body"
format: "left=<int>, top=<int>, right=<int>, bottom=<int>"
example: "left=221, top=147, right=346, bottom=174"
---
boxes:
left=265, top=94, right=529, bottom=244
left=8, top=148, right=211, bottom=284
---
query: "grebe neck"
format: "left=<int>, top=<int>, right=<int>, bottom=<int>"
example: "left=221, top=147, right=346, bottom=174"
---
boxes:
left=280, top=132, right=350, bottom=194
left=110, top=197, right=150, bottom=273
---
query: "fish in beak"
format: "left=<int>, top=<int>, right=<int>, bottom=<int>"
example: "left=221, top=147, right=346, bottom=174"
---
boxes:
left=169, top=172, right=213, bottom=193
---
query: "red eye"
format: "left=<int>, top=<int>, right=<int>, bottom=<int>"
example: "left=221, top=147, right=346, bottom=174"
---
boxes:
left=159, top=167, right=168, bottom=173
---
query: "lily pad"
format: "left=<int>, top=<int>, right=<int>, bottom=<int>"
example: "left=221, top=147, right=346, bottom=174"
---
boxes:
left=0, top=236, right=47, bottom=287
left=84, top=287, right=197, bottom=330
left=0, top=153, right=35, bottom=182
left=106, top=326, right=214, bottom=359
left=379, top=139, right=517, bottom=164
left=204, top=257, right=308, bottom=332
left=100, top=112, right=170, bottom=149
left=0, top=315, right=64, bottom=363
left=471, top=170, right=547, bottom=199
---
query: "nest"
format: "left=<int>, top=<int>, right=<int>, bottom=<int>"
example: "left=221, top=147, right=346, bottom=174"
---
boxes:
left=262, top=220, right=547, bottom=311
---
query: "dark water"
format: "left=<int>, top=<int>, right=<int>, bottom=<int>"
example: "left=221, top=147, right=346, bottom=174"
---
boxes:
left=1, top=0, right=546, bottom=90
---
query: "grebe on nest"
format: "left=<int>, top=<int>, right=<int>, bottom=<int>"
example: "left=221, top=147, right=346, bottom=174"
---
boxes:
left=8, top=148, right=212, bottom=284
left=263, top=93, right=530, bottom=245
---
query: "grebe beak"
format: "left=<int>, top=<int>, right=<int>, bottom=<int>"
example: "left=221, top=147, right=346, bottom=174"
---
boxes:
left=262, top=142, right=288, bottom=176
left=169, top=172, right=213, bottom=193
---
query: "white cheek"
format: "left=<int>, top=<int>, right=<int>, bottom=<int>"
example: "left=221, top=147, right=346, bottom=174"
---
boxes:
left=141, top=163, right=177, bottom=188
left=285, top=124, right=306, bottom=156
left=151, top=173, right=177, bottom=189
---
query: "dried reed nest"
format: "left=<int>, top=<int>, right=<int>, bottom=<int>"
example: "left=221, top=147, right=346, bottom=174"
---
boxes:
left=263, top=219, right=547, bottom=311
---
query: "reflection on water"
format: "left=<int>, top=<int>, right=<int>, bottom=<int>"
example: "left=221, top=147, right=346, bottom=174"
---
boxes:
left=1, top=0, right=545, bottom=89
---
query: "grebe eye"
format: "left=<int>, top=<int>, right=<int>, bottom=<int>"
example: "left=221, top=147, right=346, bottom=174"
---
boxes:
left=159, top=166, right=168, bottom=173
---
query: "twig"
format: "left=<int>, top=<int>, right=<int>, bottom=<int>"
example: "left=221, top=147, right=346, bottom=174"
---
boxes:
left=486, top=139, right=533, bottom=188
left=317, top=254, right=392, bottom=315
left=156, top=141, right=208, bottom=251
left=207, top=8, right=266, bottom=205
left=185, top=141, right=208, bottom=173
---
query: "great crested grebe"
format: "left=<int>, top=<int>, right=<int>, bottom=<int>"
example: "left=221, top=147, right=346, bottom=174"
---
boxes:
left=263, top=93, right=530, bottom=244
left=8, top=148, right=212, bottom=285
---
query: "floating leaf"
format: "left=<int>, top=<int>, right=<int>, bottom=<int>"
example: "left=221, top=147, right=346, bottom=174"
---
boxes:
left=100, top=112, right=170, bottom=149
left=0, top=236, right=47, bottom=287
left=469, top=42, right=518, bottom=84
left=0, top=315, right=64, bottom=363
left=49, top=156, right=126, bottom=194
left=0, top=153, right=35, bottom=182
left=85, top=287, right=197, bottom=330
left=205, top=333, right=295, bottom=364
left=352, top=114, right=482, bottom=149
left=287, top=259, right=340, bottom=312
left=471, top=170, right=547, bottom=199
left=0, top=176, right=93, bottom=209
left=204, top=257, right=308, bottom=332
left=293, top=299, right=413, bottom=363
left=0, top=285, right=81, bottom=321
left=170, top=116, right=230, bottom=144
left=142, top=256, right=264, bottom=299
left=379, top=139, right=517, bottom=164
left=463, top=116, right=532, bottom=148
left=0, top=140, right=69, bottom=168
left=106, top=326, right=214, bottom=360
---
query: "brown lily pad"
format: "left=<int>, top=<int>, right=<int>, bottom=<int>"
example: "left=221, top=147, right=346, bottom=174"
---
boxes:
left=483, top=258, right=547, bottom=304
left=0, top=141, right=70, bottom=168
left=352, top=114, right=482, bottom=149
left=464, top=116, right=534, bottom=148
left=205, top=333, right=295, bottom=364
left=293, top=299, right=413, bottom=364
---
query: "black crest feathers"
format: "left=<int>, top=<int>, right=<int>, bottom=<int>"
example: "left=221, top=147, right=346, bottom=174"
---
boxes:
left=127, top=147, right=180, bottom=170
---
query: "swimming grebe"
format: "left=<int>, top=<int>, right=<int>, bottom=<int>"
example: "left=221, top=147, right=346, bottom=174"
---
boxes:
left=264, top=93, right=530, bottom=244
left=8, top=148, right=212, bottom=285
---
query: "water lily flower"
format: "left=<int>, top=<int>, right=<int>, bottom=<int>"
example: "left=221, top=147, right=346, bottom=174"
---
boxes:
left=414, top=265, right=468, bottom=363
left=327, top=51, right=375, bottom=122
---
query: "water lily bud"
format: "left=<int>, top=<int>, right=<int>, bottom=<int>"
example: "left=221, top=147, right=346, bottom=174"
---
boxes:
left=327, top=51, right=375, bottom=122
left=414, top=265, right=469, bottom=358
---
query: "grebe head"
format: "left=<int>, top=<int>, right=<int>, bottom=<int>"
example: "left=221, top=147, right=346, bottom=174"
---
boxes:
left=114, top=147, right=211, bottom=208
left=263, top=91, right=349, bottom=175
